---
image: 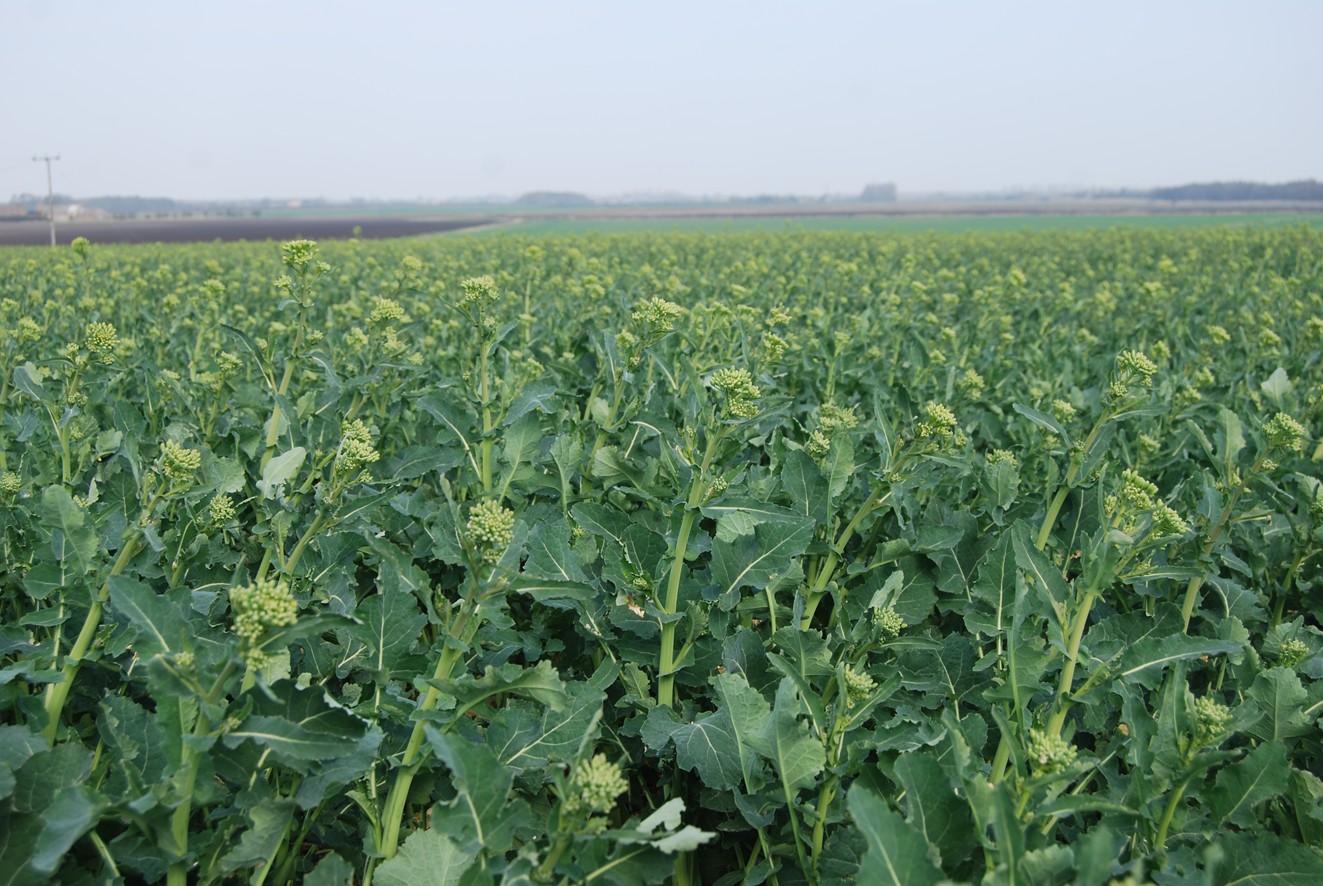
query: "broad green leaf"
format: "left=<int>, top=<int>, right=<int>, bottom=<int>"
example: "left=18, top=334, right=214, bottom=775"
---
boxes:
left=523, top=521, right=589, bottom=582
left=12, top=362, right=50, bottom=403
left=439, top=661, right=567, bottom=722
left=1245, top=667, right=1312, bottom=742
left=714, top=670, right=772, bottom=791
left=352, top=587, right=425, bottom=675
left=425, top=730, right=523, bottom=854
left=981, top=455, right=1021, bottom=510
left=898, top=634, right=989, bottom=709
left=109, top=577, right=192, bottom=657
left=1117, top=636, right=1241, bottom=687
left=848, top=787, right=943, bottom=886
left=1012, top=525, right=1069, bottom=636
left=258, top=446, right=306, bottom=499
left=893, top=752, right=977, bottom=870
left=1261, top=366, right=1292, bottom=410
left=39, top=486, right=98, bottom=577
left=1210, top=831, right=1323, bottom=884
left=374, top=830, right=476, bottom=886
left=0, top=807, right=44, bottom=886
left=0, top=725, right=46, bottom=801
left=641, top=705, right=741, bottom=791
left=710, top=517, right=814, bottom=610
left=1013, top=402, right=1071, bottom=445
left=824, top=432, right=855, bottom=500
left=967, top=530, right=1015, bottom=640
left=492, top=663, right=615, bottom=769
left=1073, top=826, right=1123, bottom=886
left=1216, top=407, right=1245, bottom=479
left=1207, top=740, right=1290, bottom=828
left=747, top=678, right=825, bottom=794
left=388, top=444, right=461, bottom=480
left=304, top=852, right=355, bottom=886
left=781, top=449, right=831, bottom=524
left=223, top=680, right=382, bottom=772
left=29, top=786, right=104, bottom=875
left=10, top=743, right=92, bottom=814
left=219, top=800, right=295, bottom=874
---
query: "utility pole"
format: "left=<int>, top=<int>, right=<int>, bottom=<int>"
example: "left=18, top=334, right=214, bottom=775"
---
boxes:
left=32, top=154, right=60, bottom=247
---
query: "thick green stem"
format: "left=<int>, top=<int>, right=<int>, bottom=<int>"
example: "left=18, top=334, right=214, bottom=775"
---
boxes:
left=658, top=432, right=721, bottom=709
left=1046, top=586, right=1101, bottom=738
left=1180, top=493, right=1239, bottom=632
left=479, top=346, right=493, bottom=493
left=1154, top=774, right=1193, bottom=851
left=810, top=773, right=840, bottom=873
left=260, top=312, right=306, bottom=472
left=379, top=600, right=479, bottom=859
left=658, top=505, right=700, bottom=710
left=1035, top=485, right=1071, bottom=551
left=800, top=486, right=890, bottom=630
left=42, top=532, right=142, bottom=743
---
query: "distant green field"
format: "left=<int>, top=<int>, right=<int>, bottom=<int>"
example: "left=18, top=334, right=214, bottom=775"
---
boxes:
left=465, top=211, right=1319, bottom=236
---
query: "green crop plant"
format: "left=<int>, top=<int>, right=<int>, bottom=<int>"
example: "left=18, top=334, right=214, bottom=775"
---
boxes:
left=0, top=225, right=1321, bottom=884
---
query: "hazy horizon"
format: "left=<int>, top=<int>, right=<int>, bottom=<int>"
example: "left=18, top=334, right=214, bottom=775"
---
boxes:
left=5, top=1, right=1320, bottom=203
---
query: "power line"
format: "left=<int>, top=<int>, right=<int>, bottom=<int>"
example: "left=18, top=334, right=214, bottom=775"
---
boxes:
left=32, top=154, right=60, bottom=247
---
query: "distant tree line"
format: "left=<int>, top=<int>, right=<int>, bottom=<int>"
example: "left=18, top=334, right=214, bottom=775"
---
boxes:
left=1148, top=180, right=1323, bottom=201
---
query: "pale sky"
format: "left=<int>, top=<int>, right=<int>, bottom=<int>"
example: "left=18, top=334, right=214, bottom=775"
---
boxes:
left=3, top=0, right=1320, bottom=201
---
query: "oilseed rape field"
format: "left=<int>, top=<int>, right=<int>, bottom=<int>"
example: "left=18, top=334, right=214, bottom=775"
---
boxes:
left=1, top=226, right=1321, bottom=884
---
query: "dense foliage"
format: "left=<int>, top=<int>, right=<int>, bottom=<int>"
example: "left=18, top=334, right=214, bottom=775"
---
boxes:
left=2, top=226, right=1322, bottom=884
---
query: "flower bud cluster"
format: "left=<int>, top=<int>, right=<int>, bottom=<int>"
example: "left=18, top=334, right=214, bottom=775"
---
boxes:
left=459, top=275, right=500, bottom=310
left=199, top=278, right=225, bottom=302
left=1192, top=695, right=1234, bottom=744
left=231, top=577, right=299, bottom=667
left=871, top=606, right=906, bottom=640
left=1107, top=349, right=1157, bottom=404
left=916, top=401, right=958, bottom=441
left=333, top=419, right=380, bottom=484
left=280, top=239, right=318, bottom=272
left=0, top=471, right=21, bottom=497
left=842, top=664, right=878, bottom=707
left=562, top=754, right=627, bottom=818
left=630, top=296, right=684, bottom=340
left=467, top=498, right=516, bottom=563
left=1277, top=638, right=1310, bottom=668
left=1027, top=728, right=1078, bottom=775
left=159, top=440, right=202, bottom=484
left=957, top=369, right=986, bottom=400
left=16, top=317, right=42, bottom=343
left=84, top=321, right=120, bottom=362
left=987, top=449, right=1019, bottom=469
left=1050, top=399, right=1077, bottom=422
left=1264, top=412, right=1306, bottom=453
left=710, top=367, right=761, bottom=419
left=761, top=331, right=788, bottom=362
left=368, top=295, right=406, bottom=327
left=207, top=493, right=236, bottom=527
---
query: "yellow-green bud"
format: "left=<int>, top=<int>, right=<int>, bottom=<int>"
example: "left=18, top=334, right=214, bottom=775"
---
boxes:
left=1027, top=728, right=1077, bottom=774
left=916, top=401, right=958, bottom=439
left=160, top=440, right=202, bottom=483
left=842, top=664, right=878, bottom=706
left=0, top=471, right=21, bottom=496
left=467, top=498, right=515, bottom=563
left=1264, top=412, right=1306, bottom=452
left=84, top=321, right=119, bottom=361
left=1278, top=638, right=1309, bottom=668
left=1193, top=695, right=1234, bottom=744
left=563, top=754, right=627, bottom=816
left=208, top=493, right=236, bottom=526
left=872, top=606, right=906, bottom=640
left=231, top=577, right=299, bottom=645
